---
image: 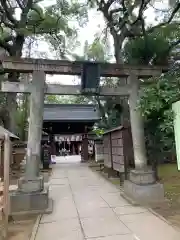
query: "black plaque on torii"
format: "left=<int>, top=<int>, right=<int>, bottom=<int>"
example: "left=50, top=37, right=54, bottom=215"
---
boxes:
left=81, top=62, right=100, bottom=95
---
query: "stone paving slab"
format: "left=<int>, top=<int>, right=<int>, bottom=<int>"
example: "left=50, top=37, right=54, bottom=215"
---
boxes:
left=51, top=171, right=68, bottom=179
left=78, top=207, right=115, bottom=218
left=81, top=216, right=131, bottom=238
left=41, top=197, right=78, bottom=223
left=49, top=185, right=72, bottom=199
left=101, top=193, right=131, bottom=207
left=87, top=235, right=138, bottom=240
left=49, top=177, right=69, bottom=186
left=75, top=196, right=109, bottom=209
left=118, top=211, right=153, bottom=224
left=126, top=215, right=180, bottom=240
left=113, top=205, right=147, bottom=215
left=36, top=218, right=84, bottom=240
left=35, top=156, right=180, bottom=240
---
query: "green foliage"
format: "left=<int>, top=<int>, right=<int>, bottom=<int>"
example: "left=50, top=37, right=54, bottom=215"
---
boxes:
left=45, top=95, right=90, bottom=104
left=0, top=0, right=88, bottom=56
left=0, top=0, right=88, bottom=132
left=15, top=93, right=29, bottom=140
left=123, top=34, right=170, bottom=65
left=92, top=127, right=104, bottom=137
left=43, top=0, right=88, bottom=57
left=123, top=22, right=180, bottom=65
left=83, top=38, right=110, bottom=62
left=80, top=38, right=122, bottom=130
left=121, top=22, right=180, bottom=161
left=45, top=95, right=64, bottom=104
left=139, top=65, right=180, bottom=152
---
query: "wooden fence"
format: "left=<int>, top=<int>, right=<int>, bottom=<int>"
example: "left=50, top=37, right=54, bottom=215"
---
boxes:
left=103, top=125, right=134, bottom=178
left=0, top=134, right=10, bottom=239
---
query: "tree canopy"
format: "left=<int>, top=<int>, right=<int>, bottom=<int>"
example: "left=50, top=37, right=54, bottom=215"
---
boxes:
left=0, top=0, right=88, bottom=132
left=86, top=0, right=180, bottom=63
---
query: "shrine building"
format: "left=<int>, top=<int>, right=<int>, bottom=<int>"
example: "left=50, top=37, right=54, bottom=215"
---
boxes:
left=42, top=104, right=100, bottom=161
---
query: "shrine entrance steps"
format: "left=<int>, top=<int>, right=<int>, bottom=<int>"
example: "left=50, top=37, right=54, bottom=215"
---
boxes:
left=34, top=156, right=180, bottom=240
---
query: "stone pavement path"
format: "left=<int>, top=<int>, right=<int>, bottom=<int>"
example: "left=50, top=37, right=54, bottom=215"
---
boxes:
left=35, top=156, right=180, bottom=240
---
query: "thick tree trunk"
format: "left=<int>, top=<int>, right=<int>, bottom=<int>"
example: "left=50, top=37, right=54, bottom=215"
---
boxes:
left=6, top=92, right=17, bottom=132
left=21, top=94, right=29, bottom=141
left=95, top=96, right=109, bottom=128
left=114, top=38, right=130, bottom=126
left=5, top=72, right=20, bottom=132
left=5, top=36, right=24, bottom=132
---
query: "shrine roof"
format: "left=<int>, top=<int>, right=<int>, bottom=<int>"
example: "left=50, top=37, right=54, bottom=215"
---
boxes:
left=43, top=104, right=100, bottom=122
left=0, top=126, right=19, bottom=140
left=103, top=126, right=124, bottom=135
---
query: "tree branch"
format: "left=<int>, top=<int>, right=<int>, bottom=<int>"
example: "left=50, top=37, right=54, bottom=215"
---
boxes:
left=4, top=35, right=16, bottom=43
left=121, top=0, right=127, bottom=12
left=109, top=7, right=123, bottom=16
left=0, top=0, right=18, bottom=26
left=169, top=39, right=180, bottom=51
left=148, top=2, right=180, bottom=33
left=0, top=39, right=13, bottom=54
left=131, top=0, right=151, bottom=26
left=20, top=0, right=33, bottom=28
left=106, top=0, right=115, bottom=9
left=16, top=0, right=25, bottom=9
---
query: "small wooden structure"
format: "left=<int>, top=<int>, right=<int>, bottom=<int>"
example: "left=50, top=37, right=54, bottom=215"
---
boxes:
left=0, top=132, right=16, bottom=239
left=103, top=125, right=134, bottom=177
left=12, top=142, right=26, bottom=170
left=0, top=127, right=19, bottom=180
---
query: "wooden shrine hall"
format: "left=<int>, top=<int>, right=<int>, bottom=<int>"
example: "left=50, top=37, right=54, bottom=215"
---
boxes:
left=42, top=104, right=100, bottom=161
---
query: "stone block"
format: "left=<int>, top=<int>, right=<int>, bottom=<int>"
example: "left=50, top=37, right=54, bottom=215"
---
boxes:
left=18, top=176, right=44, bottom=192
left=129, top=169, right=155, bottom=185
left=123, top=180, right=164, bottom=204
left=9, top=185, right=49, bottom=213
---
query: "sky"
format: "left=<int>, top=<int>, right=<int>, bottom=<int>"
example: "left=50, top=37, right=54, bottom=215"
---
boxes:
left=21, top=0, right=169, bottom=85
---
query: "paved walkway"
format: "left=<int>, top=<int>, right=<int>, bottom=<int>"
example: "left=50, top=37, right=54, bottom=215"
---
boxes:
left=35, top=156, right=180, bottom=240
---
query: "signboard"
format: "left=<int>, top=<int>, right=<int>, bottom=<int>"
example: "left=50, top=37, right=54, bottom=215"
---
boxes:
left=43, top=149, right=50, bottom=164
left=172, top=100, right=180, bottom=170
left=55, top=135, right=82, bottom=142
left=81, top=62, right=100, bottom=94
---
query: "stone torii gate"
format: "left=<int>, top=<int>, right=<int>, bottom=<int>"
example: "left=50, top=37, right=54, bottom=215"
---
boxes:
left=1, top=57, right=167, bottom=213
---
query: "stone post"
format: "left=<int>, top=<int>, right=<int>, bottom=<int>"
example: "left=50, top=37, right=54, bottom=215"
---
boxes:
left=18, top=71, right=46, bottom=192
left=123, top=73, right=164, bottom=203
left=128, top=73, right=147, bottom=170
left=10, top=70, right=50, bottom=214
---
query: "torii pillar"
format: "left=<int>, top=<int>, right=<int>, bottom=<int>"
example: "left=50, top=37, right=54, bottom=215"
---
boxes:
left=123, top=73, right=164, bottom=203
left=10, top=71, right=51, bottom=213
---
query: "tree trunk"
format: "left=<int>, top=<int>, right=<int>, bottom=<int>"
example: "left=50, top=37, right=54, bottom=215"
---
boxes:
left=95, top=96, right=109, bottom=128
left=114, top=36, right=130, bottom=126
left=6, top=93, right=17, bottom=132
left=4, top=36, right=24, bottom=132
left=5, top=72, right=20, bottom=132
left=21, top=93, right=29, bottom=141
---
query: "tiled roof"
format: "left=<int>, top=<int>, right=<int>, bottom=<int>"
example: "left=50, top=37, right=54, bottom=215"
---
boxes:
left=0, top=126, right=19, bottom=139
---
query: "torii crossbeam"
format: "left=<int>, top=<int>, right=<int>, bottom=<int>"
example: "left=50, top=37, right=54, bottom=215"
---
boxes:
left=1, top=57, right=168, bottom=77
